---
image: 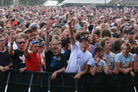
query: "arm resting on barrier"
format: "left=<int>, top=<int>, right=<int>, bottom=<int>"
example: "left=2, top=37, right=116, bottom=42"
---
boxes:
left=74, top=65, right=90, bottom=79
left=51, top=67, right=66, bottom=80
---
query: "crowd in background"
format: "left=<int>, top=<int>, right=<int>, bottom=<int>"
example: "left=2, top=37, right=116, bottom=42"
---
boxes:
left=0, top=5, right=138, bottom=80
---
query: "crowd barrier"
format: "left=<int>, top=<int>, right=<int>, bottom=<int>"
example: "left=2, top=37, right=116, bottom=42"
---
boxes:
left=0, top=69, right=138, bottom=92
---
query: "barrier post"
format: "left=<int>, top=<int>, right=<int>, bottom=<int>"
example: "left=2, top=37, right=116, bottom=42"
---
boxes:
left=4, top=71, right=11, bottom=92
left=48, top=74, right=51, bottom=92
left=28, top=74, right=34, bottom=92
left=75, top=79, right=78, bottom=92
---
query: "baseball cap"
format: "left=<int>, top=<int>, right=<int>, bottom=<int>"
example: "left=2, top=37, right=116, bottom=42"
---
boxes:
left=12, top=21, right=18, bottom=26
left=126, top=30, right=134, bottom=34
left=30, top=23, right=39, bottom=28
left=79, top=36, right=89, bottom=42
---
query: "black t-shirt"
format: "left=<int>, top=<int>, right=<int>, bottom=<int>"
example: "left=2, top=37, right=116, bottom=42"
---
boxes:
left=11, top=49, right=26, bottom=69
left=45, top=50, right=67, bottom=72
left=0, top=48, right=10, bottom=66
left=64, top=49, right=71, bottom=60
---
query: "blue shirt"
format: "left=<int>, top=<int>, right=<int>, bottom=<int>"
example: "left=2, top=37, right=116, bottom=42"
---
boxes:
left=115, top=53, right=134, bottom=69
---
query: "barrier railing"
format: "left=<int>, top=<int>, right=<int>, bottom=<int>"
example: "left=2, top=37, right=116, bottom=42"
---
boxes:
left=0, top=69, right=138, bottom=92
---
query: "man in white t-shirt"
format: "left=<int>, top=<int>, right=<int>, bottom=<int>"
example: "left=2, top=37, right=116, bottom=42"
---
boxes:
left=65, top=19, right=92, bottom=79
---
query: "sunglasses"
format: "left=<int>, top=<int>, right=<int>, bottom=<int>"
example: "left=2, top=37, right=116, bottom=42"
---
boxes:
left=0, top=40, right=4, bottom=42
left=17, top=41, right=25, bottom=44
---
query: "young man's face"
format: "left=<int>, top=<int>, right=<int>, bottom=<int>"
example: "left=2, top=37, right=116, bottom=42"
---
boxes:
left=99, top=50, right=104, bottom=59
left=80, top=39, right=89, bottom=48
left=51, top=41, right=59, bottom=53
left=122, top=46, right=130, bottom=55
left=38, top=45, right=44, bottom=54
left=16, top=38, right=25, bottom=50
left=32, top=44, right=39, bottom=54
left=0, top=37, right=5, bottom=47
left=127, top=33, right=134, bottom=41
left=104, top=40, right=111, bottom=50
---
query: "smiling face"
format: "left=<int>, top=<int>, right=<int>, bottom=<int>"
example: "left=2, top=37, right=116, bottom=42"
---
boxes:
left=50, top=40, right=59, bottom=53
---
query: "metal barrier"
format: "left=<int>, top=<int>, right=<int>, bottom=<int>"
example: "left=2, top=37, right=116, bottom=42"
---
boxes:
left=0, top=69, right=138, bottom=92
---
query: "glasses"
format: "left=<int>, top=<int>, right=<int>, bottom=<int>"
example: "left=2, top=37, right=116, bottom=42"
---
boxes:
left=17, top=41, right=25, bottom=44
left=0, top=40, right=4, bottom=42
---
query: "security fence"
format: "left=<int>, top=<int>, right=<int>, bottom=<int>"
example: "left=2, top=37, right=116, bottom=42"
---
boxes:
left=0, top=69, right=138, bottom=92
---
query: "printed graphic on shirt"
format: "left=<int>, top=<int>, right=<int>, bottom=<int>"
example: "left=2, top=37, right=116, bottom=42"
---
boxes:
left=76, top=54, right=83, bottom=65
left=96, top=66, right=103, bottom=72
left=50, top=56, right=61, bottom=68
left=122, top=62, right=131, bottom=68
left=19, top=55, right=25, bottom=64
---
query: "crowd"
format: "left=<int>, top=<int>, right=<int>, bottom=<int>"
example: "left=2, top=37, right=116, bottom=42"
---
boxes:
left=0, top=5, right=138, bottom=80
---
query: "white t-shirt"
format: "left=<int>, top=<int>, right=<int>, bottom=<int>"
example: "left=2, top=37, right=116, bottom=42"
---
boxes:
left=65, top=43, right=92, bottom=73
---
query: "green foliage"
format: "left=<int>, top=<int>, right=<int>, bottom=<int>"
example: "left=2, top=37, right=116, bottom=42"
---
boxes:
left=18, top=0, right=46, bottom=6
left=58, top=0, right=64, bottom=3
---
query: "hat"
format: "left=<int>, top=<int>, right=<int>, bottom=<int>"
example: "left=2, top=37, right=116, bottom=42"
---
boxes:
left=79, top=36, right=89, bottom=42
left=30, top=23, right=39, bottom=28
left=38, top=42, right=44, bottom=46
left=23, top=28, right=33, bottom=33
left=12, top=21, right=18, bottom=26
left=37, top=38, right=44, bottom=43
left=126, top=30, right=134, bottom=34
left=32, top=41, right=39, bottom=45
left=113, top=33, right=120, bottom=38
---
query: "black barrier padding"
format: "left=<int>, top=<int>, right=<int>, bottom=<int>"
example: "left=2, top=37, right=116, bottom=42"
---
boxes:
left=7, top=71, right=31, bottom=92
left=1, top=70, right=138, bottom=92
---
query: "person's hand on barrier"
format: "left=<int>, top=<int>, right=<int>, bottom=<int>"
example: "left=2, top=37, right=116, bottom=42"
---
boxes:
left=74, top=74, right=81, bottom=79
left=109, top=70, right=113, bottom=75
left=1, top=66, right=9, bottom=72
left=123, top=69, right=129, bottom=74
left=19, top=67, right=27, bottom=73
left=113, top=70, right=119, bottom=75
left=51, top=72, right=57, bottom=80
left=130, top=71, right=135, bottom=77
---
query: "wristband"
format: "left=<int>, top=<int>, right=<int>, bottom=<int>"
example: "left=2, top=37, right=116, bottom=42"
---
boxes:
left=95, top=63, right=98, bottom=66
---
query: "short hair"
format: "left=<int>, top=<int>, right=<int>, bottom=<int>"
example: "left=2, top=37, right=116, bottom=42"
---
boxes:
left=52, top=35, right=60, bottom=41
left=101, top=28, right=112, bottom=38
left=121, top=43, right=131, bottom=50
left=15, top=34, right=24, bottom=43
left=81, top=31, right=90, bottom=36
left=113, top=39, right=123, bottom=52
left=135, top=46, right=138, bottom=55
left=0, top=34, right=4, bottom=38
left=94, top=46, right=104, bottom=55
left=100, top=37, right=110, bottom=47
left=75, top=31, right=81, bottom=41
left=110, top=27, right=117, bottom=33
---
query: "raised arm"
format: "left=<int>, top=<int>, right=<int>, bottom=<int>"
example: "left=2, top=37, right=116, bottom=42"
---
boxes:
left=24, top=33, right=33, bottom=57
left=68, top=19, right=75, bottom=45
left=45, top=30, right=50, bottom=53
left=9, top=32, right=15, bottom=56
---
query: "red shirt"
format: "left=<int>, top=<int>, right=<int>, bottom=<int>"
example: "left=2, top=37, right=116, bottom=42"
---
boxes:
left=25, top=53, right=41, bottom=71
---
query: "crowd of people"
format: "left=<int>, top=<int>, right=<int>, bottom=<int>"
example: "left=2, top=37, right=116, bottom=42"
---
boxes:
left=0, top=5, right=138, bottom=80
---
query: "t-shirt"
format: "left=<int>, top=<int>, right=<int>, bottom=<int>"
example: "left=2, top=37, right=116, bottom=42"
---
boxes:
left=45, top=50, right=67, bottom=72
left=11, top=49, right=26, bottom=69
left=115, top=53, right=134, bottom=69
left=0, top=48, right=10, bottom=66
left=65, top=43, right=92, bottom=73
left=25, top=53, right=41, bottom=71
left=88, top=58, right=106, bottom=72
left=104, top=52, right=116, bottom=70
left=64, top=49, right=71, bottom=60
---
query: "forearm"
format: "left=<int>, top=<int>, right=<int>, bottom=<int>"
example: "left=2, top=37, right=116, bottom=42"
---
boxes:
left=55, top=67, right=65, bottom=74
left=68, top=23, right=75, bottom=45
left=24, top=40, right=30, bottom=56
left=105, top=63, right=109, bottom=74
left=9, top=43, right=14, bottom=56
left=45, top=33, right=49, bottom=52
left=90, top=66, right=97, bottom=75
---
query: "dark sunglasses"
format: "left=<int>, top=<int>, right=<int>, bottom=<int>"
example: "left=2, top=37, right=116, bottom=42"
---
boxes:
left=17, top=41, right=25, bottom=44
left=0, top=40, right=4, bottom=42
